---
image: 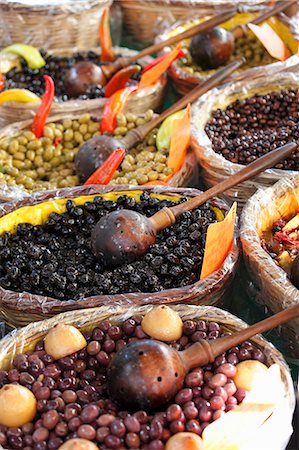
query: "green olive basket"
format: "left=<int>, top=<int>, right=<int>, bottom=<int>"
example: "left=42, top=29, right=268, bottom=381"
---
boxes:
left=0, top=0, right=112, bottom=51
left=0, top=109, right=197, bottom=203
left=157, top=12, right=299, bottom=96
left=0, top=185, right=239, bottom=328
left=0, top=304, right=295, bottom=449
left=119, top=0, right=269, bottom=47
left=0, top=47, right=167, bottom=128
left=240, top=174, right=299, bottom=359
left=191, top=70, right=299, bottom=209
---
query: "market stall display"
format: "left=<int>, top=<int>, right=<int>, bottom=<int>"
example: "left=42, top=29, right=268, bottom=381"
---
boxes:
left=191, top=69, right=299, bottom=207
left=0, top=305, right=295, bottom=450
left=241, top=175, right=299, bottom=358
left=0, top=185, right=239, bottom=326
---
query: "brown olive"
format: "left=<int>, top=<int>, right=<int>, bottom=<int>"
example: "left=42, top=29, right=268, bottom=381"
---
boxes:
left=190, top=27, right=234, bottom=69
left=64, top=62, right=107, bottom=97
left=290, top=255, right=299, bottom=289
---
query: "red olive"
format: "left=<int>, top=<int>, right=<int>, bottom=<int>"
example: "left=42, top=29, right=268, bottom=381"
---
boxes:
left=64, top=61, right=107, bottom=97
left=190, top=27, right=234, bottom=70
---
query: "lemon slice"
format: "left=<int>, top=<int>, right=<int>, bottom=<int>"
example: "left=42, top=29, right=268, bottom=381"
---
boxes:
left=156, top=109, right=185, bottom=151
left=1, top=44, right=46, bottom=69
left=0, top=89, right=41, bottom=105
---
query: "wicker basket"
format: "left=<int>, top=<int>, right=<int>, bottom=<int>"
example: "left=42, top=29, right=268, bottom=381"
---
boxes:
left=0, top=47, right=167, bottom=128
left=0, top=185, right=239, bottom=327
left=120, top=0, right=269, bottom=47
left=0, top=304, right=295, bottom=449
left=0, top=111, right=197, bottom=202
left=240, top=175, right=299, bottom=359
left=0, top=0, right=112, bottom=50
left=191, top=70, right=299, bottom=209
left=157, top=12, right=299, bottom=96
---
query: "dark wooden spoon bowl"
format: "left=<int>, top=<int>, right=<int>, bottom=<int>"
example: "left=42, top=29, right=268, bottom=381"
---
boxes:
left=91, top=142, right=298, bottom=267
left=107, top=303, right=299, bottom=410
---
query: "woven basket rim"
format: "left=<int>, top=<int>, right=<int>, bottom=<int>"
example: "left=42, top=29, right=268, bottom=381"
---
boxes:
left=0, top=185, right=239, bottom=315
left=0, top=0, right=107, bottom=13
left=240, top=174, right=299, bottom=303
left=0, top=304, right=295, bottom=416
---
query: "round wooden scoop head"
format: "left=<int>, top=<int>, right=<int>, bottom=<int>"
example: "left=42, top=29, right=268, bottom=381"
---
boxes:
left=107, top=303, right=299, bottom=410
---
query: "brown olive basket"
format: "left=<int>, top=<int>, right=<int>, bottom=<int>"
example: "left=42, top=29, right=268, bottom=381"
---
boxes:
left=0, top=185, right=239, bottom=327
left=120, top=0, right=269, bottom=47
left=0, top=0, right=112, bottom=50
left=0, top=111, right=197, bottom=202
left=240, top=175, right=299, bottom=359
left=191, top=70, right=299, bottom=209
left=157, top=12, right=299, bottom=96
left=0, top=47, right=167, bottom=128
left=0, top=304, right=295, bottom=449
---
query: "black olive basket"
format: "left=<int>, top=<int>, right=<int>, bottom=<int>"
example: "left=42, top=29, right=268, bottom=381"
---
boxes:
left=0, top=304, right=295, bottom=449
left=0, top=185, right=239, bottom=328
left=241, top=174, right=299, bottom=359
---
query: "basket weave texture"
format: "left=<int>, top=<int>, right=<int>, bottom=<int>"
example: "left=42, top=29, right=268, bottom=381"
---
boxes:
left=120, top=0, right=268, bottom=47
left=0, top=304, right=295, bottom=449
left=191, top=69, right=299, bottom=209
left=0, top=47, right=167, bottom=128
left=0, top=0, right=112, bottom=50
left=0, top=185, right=240, bottom=327
left=241, top=175, right=299, bottom=359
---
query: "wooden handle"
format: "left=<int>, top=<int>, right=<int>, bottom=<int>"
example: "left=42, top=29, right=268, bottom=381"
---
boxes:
left=121, top=59, right=244, bottom=150
left=153, top=142, right=297, bottom=229
left=232, top=0, right=296, bottom=38
left=181, top=303, right=299, bottom=370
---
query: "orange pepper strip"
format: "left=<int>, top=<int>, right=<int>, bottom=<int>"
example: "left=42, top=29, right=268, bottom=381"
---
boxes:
left=143, top=180, right=168, bottom=186
left=99, top=8, right=115, bottom=62
left=100, top=85, right=138, bottom=133
left=248, top=23, right=291, bottom=61
left=167, top=103, right=191, bottom=174
left=139, top=43, right=182, bottom=89
left=105, top=65, right=140, bottom=98
left=84, top=148, right=126, bottom=185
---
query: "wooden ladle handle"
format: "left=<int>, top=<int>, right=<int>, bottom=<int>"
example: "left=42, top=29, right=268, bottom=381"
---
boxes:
left=150, top=141, right=298, bottom=231
left=181, top=303, right=299, bottom=370
left=102, top=9, right=237, bottom=78
left=122, top=58, right=244, bottom=150
left=232, top=0, right=296, bottom=38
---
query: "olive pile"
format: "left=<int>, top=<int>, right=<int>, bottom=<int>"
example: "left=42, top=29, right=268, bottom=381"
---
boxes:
left=0, top=193, right=218, bottom=300
left=205, top=88, right=299, bottom=169
left=0, top=110, right=170, bottom=192
left=178, top=35, right=274, bottom=77
left=0, top=313, right=266, bottom=450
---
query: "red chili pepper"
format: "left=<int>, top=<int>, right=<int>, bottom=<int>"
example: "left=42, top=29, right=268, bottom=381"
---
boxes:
left=105, top=65, right=141, bottom=98
left=100, top=85, right=138, bottom=133
left=0, top=73, right=4, bottom=91
left=84, top=148, right=126, bottom=185
left=142, top=48, right=186, bottom=73
left=99, top=7, right=115, bottom=62
left=31, top=75, right=55, bottom=138
left=273, top=231, right=299, bottom=246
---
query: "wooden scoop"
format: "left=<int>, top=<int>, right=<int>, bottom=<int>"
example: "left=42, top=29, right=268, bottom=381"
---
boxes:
left=190, top=0, right=296, bottom=69
left=91, top=141, right=297, bottom=267
left=75, top=59, right=243, bottom=182
left=107, top=302, right=299, bottom=410
left=64, top=9, right=236, bottom=97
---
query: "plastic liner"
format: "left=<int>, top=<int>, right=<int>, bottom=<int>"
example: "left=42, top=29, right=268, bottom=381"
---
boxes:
left=0, top=108, right=197, bottom=203
left=0, top=0, right=112, bottom=50
left=0, top=47, right=167, bottom=128
left=240, top=174, right=299, bottom=360
left=157, top=11, right=299, bottom=96
left=191, top=62, right=299, bottom=208
left=0, top=185, right=240, bottom=328
left=0, top=304, right=295, bottom=450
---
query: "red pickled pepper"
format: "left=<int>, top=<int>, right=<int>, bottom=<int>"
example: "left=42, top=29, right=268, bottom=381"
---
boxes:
left=104, top=65, right=141, bottom=98
left=99, top=7, right=115, bottom=62
left=84, top=148, right=126, bottom=185
left=100, top=85, right=138, bottom=133
left=142, top=48, right=186, bottom=73
left=31, top=75, right=55, bottom=138
left=0, top=73, right=4, bottom=91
